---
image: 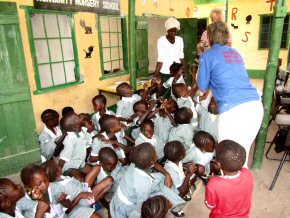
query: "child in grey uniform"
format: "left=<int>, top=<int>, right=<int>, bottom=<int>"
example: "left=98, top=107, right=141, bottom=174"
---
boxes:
left=38, top=109, right=67, bottom=162
left=110, top=143, right=185, bottom=218
left=169, top=107, right=197, bottom=151
left=135, top=119, right=164, bottom=160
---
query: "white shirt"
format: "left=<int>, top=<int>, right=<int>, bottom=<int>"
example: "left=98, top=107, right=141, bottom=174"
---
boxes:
left=157, top=36, right=184, bottom=74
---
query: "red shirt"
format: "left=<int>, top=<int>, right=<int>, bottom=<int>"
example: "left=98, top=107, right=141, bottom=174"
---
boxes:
left=205, top=168, right=253, bottom=218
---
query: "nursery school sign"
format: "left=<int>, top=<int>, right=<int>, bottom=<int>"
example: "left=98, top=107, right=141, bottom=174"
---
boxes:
left=34, top=0, right=120, bottom=15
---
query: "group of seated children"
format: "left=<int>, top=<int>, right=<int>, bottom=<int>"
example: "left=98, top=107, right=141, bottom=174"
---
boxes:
left=0, top=63, right=253, bottom=218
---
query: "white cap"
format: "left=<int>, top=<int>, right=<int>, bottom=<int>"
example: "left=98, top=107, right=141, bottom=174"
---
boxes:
left=165, top=17, right=180, bottom=31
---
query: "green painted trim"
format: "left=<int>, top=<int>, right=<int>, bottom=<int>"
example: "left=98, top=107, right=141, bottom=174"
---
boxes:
left=20, top=5, right=76, bottom=14
left=33, top=80, right=84, bottom=95
left=99, top=70, right=129, bottom=81
left=247, top=69, right=265, bottom=79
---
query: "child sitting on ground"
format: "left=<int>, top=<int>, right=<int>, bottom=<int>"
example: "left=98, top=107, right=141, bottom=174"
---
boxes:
left=164, top=141, right=197, bottom=198
left=141, top=195, right=172, bottom=218
left=182, top=131, right=219, bottom=179
left=79, top=113, right=98, bottom=149
left=21, top=164, right=105, bottom=218
left=39, top=109, right=67, bottom=162
left=169, top=107, right=196, bottom=150
left=89, top=115, right=131, bottom=165
left=205, top=140, right=253, bottom=218
left=135, top=119, right=164, bottom=160
left=58, top=112, right=94, bottom=181
left=110, top=143, right=185, bottom=218
left=91, top=94, right=115, bottom=132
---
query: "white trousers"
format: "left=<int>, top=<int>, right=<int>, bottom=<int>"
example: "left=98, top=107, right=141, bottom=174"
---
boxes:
left=218, top=100, right=264, bottom=167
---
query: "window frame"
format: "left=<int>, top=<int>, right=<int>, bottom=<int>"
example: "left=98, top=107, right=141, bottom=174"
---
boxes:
left=22, top=6, right=82, bottom=94
left=97, top=15, right=129, bottom=80
left=258, top=13, right=290, bottom=50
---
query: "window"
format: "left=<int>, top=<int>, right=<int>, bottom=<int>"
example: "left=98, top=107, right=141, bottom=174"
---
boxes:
left=259, top=14, right=289, bottom=49
left=98, top=16, right=128, bottom=79
left=25, top=10, right=81, bottom=94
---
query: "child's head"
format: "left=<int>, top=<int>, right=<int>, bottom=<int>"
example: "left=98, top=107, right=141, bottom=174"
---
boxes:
left=216, top=140, right=246, bottom=173
left=140, top=119, right=154, bottom=139
left=193, top=131, right=215, bottom=153
left=141, top=195, right=172, bottom=218
left=60, top=112, right=83, bottom=132
left=169, top=62, right=183, bottom=77
left=62, top=106, right=74, bottom=117
left=116, top=82, right=133, bottom=97
left=165, top=99, right=178, bottom=114
left=174, top=107, right=193, bottom=124
left=164, top=141, right=186, bottom=162
left=99, top=147, right=118, bottom=173
left=133, top=101, right=148, bottom=116
left=92, top=94, right=107, bottom=112
left=130, top=143, right=157, bottom=170
left=0, top=178, right=25, bottom=214
left=208, top=97, right=218, bottom=115
left=172, top=83, right=187, bottom=98
left=21, top=164, right=49, bottom=195
left=41, top=160, right=62, bottom=182
left=99, top=115, right=123, bottom=134
left=79, top=113, right=95, bottom=132
left=41, top=109, right=59, bottom=127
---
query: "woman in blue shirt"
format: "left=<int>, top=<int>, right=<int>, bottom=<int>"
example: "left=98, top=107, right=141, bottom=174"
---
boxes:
left=197, top=21, right=263, bottom=167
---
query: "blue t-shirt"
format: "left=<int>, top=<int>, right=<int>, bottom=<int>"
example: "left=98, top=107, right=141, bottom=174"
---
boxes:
left=197, top=44, right=260, bottom=114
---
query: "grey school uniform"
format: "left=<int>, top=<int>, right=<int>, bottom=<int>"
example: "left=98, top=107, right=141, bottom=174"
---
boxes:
left=38, top=125, right=63, bottom=162
left=90, top=132, right=126, bottom=162
left=81, top=127, right=98, bottom=149
left=176, top=96, right=198, bottom=127
left=163, top=76, right=186, bottom=100
left=135, top=133, right=164, bottom=159
left=131, top=116, right=141, bottom=140
left=164, top=161, right=186, bottom=195
left=16, top=194, right=39, bottom=218
left=59, top=131, right=87, bottom=173
left=110, top=164, right=185, bottom=218
left=0, top=212, right=14, bottom=218
left=91, top=109, right=115, bottom=132
left=169, top=124, right=196, bottom=151
left=197, top=104, right=218, bottom=141
left=153, top=113, right=173, bottom=145
left=116, top=94, right=141, bottom=119
left=182, top=146, right=214, bottom=175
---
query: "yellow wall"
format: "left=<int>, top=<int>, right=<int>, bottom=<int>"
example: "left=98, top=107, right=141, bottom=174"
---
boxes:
left=194, top=0, right=290, bottom=70
left=2, top=0, right=195, bottom=132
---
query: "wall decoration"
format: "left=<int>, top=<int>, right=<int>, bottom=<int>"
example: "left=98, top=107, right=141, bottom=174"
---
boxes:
left=242, top=32, right=251, bottom=42
left=154, top=0, right=158, bottom=8
left=266, top=0, right=276, bottom=12
left=80, top=20, right=92, bottom=34
left=193, top=6, right=198, bottom=12
left=84, top=46, right=94, bottom=58
left=34, top=0, right=120, bottom=15
left=231, top=7, right=238, bottom=20
left=246, top=15, right=252, bottom=24
left=231, top=23, right=238, bottom=29
left=186, top=7, right=190, bottom=18
left=169, top=0, right=174, bottom=11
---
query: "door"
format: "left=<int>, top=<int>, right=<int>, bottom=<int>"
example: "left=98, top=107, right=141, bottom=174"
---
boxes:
left=135, top=16, right=149, bottom=78
left=0, top=2, right=40, bottom=176
left=178, top=18, right=198, bottom=83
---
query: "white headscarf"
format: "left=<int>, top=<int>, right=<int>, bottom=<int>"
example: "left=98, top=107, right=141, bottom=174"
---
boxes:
left=165, top=17, right=180, bottom=31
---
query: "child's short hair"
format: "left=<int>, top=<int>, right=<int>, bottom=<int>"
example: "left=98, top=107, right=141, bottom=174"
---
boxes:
left=21, top=164, right=46, bottom=186
left=172, top=83, right=186, bottom=98
left=141, top=195, right=169, bottom=218
left=140, top=119, right=154, bottom=130
left=133, top=101, right=148, bottom=113
left=60, top=113, right=78, bottom=131
left=174, top=107, right=193, bottom=124
left=135, top=89, right=145, bottom=96
left=0, top=178, right=10, bottom=208
left=169, top=62, right=183, bottom=74
left=164, top=141, right=186, bottom=162
left=99, top=147, right=118, bottom=163
left=130, top=143, right=157, bottom=170
left=116, top=82, right=131, bottom=96
left=41, top=109, right=59, bottom=123
left=41, top=160, right=59, bottom=182
left=193, top=131, right=215, bottom=150
left=216, top=140, right=246, bottom=172
left=99, top=114, right=119, bottom=132
left=62, top=106, right=74, bottom=117
left=79, top=113, right=91, bottom=122
left=92, top=94, right=107, bottom=105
